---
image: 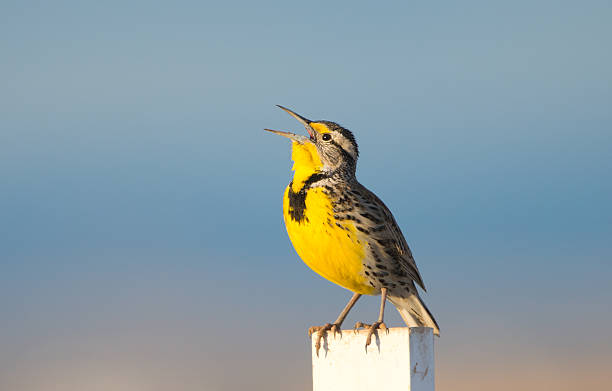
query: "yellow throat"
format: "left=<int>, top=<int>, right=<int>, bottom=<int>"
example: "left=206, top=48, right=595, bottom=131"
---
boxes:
left=289, top=141, right=322, bottom=191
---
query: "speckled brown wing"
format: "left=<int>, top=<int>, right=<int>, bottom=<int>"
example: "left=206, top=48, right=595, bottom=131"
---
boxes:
left=350, top=182, right=426, bottom=291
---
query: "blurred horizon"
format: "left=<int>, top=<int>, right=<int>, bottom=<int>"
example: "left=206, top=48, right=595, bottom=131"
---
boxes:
left=2, top=1, right=611, bottom=390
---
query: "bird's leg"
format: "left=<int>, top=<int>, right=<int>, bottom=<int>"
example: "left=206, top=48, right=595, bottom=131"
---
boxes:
left=309, top=292, right=361, bottom=356
left=354, top=288, right=388, bottom=347
left=308, top=292, right=361, bottom=337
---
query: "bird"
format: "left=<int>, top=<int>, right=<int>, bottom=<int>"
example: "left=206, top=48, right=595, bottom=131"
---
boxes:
left=266, top=105, right=439, bottom=354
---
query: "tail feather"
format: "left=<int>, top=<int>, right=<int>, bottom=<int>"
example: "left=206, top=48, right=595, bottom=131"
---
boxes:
left=388, top=294, right=440, bottom=336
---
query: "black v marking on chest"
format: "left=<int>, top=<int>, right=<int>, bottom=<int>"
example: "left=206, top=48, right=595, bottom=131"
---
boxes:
left=287, top=173, right=327, bottom=223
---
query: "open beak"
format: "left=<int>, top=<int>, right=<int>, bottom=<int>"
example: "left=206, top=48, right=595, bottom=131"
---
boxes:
left=275, top=105, right=316, bottom=140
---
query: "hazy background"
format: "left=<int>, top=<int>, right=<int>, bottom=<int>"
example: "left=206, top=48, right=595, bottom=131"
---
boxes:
left=2, top=1, right=611, bottom=390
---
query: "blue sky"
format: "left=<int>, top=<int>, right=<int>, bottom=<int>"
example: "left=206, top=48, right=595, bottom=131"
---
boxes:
left=1, top=1, right=611, bottom=390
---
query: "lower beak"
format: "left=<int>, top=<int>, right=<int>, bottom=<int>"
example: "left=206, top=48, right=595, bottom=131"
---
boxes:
left=264, top=128, right=310, bottom=143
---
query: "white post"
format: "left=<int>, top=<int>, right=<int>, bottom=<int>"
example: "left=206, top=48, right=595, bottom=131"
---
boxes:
left=311, top=327, right=435, bottom=391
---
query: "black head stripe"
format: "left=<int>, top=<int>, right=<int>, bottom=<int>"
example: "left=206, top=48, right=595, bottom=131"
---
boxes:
left=319, top=121, right=359, bottom=158
left=330, top=139, right=355, bottom=167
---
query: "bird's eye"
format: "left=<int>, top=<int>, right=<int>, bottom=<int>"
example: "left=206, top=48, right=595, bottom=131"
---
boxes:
left=322, top=133, right=332, bottom=141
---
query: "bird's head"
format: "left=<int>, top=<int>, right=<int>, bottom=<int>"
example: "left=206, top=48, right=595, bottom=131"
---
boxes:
left=265, top=105, right=359, bottom=175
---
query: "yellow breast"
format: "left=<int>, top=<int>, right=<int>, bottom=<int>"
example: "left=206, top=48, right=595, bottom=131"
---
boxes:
left=282, top=141, right=374, bottom=295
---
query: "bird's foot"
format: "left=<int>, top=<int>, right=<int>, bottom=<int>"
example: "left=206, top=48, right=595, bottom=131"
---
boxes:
left=308, top=323, right=340, bottom=356
left=353, top=321, right=388, bottom=347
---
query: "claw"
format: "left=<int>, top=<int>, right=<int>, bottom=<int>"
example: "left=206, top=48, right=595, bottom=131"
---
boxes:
left=330, top=323, right=340, bottom=337
left=315, top=335, right=323, bottom=356
left=353, top=321, right=370, bottom=334
left=354, top=321, right=387, bottom=348
left=307, top=326, right=318, bottom=337
left=308, top=323, right=340, bottom=356
left=364, top=321, right=387, bottom=348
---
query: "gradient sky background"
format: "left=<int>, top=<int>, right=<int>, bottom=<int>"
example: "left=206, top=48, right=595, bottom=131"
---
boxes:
left=2, top=1, right=611, bottom=390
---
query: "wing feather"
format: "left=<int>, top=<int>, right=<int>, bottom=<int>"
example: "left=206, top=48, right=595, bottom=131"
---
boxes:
left=351, top=183, right=426, bottom=290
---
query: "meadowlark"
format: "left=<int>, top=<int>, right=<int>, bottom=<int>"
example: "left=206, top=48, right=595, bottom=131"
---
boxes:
left=266, top=106, right=439, bottom=354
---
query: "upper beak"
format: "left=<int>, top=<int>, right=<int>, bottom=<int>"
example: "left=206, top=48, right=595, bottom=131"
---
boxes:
left=276, top=105, right=316, bottom=140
